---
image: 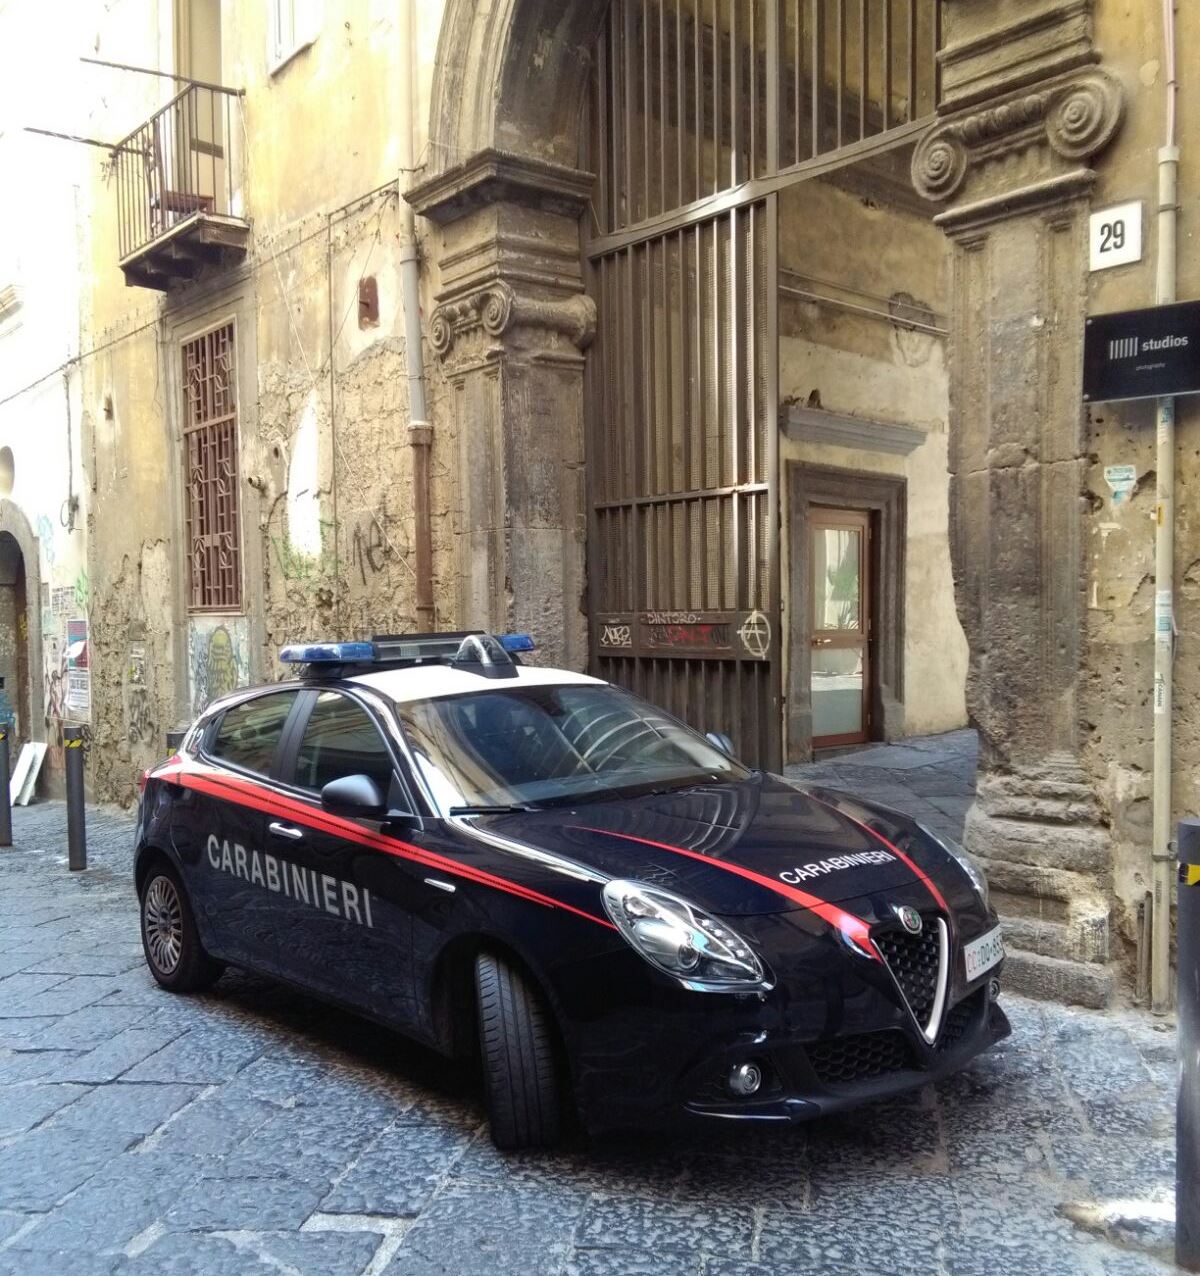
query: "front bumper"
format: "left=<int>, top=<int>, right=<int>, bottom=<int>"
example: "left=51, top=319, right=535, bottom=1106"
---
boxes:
left=574, top=980, right=1009, bottom=1133
left=566, top=895, right=1008, bottom=1134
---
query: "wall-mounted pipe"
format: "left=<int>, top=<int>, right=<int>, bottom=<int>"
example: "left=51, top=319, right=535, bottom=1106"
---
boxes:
left=1151, top=0, right=1180, bottom=1015
left=398, top=0, right=435, bottom=630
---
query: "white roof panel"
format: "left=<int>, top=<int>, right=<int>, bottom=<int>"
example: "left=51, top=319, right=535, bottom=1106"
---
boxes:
left=348, top=662, right=606, bottom=704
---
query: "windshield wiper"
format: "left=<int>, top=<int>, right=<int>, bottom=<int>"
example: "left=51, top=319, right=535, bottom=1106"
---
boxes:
left=448, top=803, right=540, bottom=816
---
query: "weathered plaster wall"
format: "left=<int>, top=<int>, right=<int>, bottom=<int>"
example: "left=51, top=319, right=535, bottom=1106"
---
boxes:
left=66, top=0, right=453, bottom=803
left=778, top=177, right=966, bottom=742
left=1079, top=0, right=1200, bottom=968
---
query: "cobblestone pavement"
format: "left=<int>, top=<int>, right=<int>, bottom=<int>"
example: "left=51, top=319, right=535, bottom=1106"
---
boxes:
left=0, top=782, right=1178, bottom=1276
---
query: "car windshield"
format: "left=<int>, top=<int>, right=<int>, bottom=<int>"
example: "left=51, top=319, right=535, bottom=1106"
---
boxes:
left=394, top=682, right=751, bottom=813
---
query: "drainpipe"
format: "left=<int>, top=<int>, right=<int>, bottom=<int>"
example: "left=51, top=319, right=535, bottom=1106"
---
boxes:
left=1151, top=0, right=1180, bottom=1014
left=398, top=0, right=435, bottom=630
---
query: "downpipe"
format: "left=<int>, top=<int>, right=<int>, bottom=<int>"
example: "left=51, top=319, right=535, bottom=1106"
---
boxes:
left=398, top=0, right=435, bottom=630
left=1151, top=0, right=1180, bottom=1016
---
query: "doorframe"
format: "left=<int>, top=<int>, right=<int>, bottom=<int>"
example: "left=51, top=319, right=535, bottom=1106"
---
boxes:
left=785, top=463, right=906, bottom=763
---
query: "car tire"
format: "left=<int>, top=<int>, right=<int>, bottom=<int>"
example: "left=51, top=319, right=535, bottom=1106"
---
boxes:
left=139, top=861, right=223, bottom=993
left=474, top=951, right=563, bottom=1150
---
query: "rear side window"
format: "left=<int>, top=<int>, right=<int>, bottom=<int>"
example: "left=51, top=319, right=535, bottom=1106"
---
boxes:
left=210, top=692, right=299, bottom=776
left=293, top=692, right=394, bottom=794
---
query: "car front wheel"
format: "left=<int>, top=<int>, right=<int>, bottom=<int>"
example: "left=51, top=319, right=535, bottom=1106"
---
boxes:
left=474, top=951, right=563, bottom=1150
left=139, top=862, right=223, bottom=993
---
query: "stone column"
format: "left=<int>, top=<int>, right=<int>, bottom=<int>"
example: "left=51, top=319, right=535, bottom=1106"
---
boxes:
left=409, top=151, right=596, bottom=670
left=912, top=1, right=1124, bottom=1006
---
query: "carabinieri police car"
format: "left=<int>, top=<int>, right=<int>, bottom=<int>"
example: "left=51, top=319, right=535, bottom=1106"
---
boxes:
left=135, top=632, right=1008, bottom=1149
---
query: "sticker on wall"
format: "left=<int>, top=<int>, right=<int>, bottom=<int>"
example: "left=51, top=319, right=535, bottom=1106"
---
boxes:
left=1103, top=464, right=1137, bottom=506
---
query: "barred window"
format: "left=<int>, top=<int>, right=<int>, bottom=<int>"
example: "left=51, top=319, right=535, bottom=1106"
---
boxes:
left=183, top=323, right=241, bottom=611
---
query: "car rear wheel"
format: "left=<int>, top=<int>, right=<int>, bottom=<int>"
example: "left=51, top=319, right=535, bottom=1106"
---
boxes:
left=140, top=862, right=223, bottom=993
left=474, top=951, right=563, bottom=1150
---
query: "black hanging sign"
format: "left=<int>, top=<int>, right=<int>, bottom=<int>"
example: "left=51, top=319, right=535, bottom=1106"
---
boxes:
left=1083, top=300, right=1200, bottom=404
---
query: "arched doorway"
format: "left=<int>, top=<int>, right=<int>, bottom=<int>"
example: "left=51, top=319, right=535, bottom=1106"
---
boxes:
left=419, top=0, right=944, bottom=768
left=0, top=532, right=29, bottom=751
left=0, top=500, right=43, bottom=762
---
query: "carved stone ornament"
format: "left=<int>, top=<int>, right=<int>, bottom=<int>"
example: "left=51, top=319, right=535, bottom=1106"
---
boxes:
left=430, top=281, right=596, bottom=361
left=912, top=69, right=1123, bottom=203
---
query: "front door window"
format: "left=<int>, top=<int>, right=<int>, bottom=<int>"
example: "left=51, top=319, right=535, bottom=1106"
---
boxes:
left=811, top=510, right=870, bottom=748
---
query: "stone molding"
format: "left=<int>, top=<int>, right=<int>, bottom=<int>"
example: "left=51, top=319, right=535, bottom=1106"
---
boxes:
left=429, top=281, right=596, bottom=364
left=408, top=148, right=595, bottom=226
left=782, top=404, right=927, bottom=456
left=912, top=68, right=1123, bottom=203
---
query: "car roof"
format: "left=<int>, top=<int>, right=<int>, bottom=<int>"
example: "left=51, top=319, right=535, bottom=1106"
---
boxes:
left=345, top=662, right=606, bottom=704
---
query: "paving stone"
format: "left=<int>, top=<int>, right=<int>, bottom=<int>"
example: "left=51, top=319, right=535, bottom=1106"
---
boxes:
left=20, top=1005, right=149, bottom=1052
left=162, top=1173, right=330, bottom=1232
left=120, top=1028, right=265, bottom=1084
left=319, top=1121, right=472, bottom=1216
left=49, top=1081, right=200, bottom=1137
left=47, top=1025, right=188, bottom=1083
left=0, top=1248, right=123, bottom=1276
left=576, top=1196, right=755, bottom=1256
left=120, top=1229, right=382, bottom=1276
left=568, top=1247, right=702, bottom=1275
left=758, top=1206, right=947, bottom=1272
left=0, top=1081, right=91, bottom=1137
left=384, top=1181, right=587, bottom=1275
left=0, top=1123, right=132, bottom=1210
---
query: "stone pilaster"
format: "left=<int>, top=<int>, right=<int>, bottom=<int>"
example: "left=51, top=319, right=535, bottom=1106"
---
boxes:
left=913, top=0, right=1124, bottom=1007
left=409, top=151, right=595, bottom=670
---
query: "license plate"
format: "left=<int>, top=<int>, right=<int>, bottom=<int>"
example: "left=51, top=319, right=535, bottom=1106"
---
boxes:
left=964, top=925, right=1005, bottom=981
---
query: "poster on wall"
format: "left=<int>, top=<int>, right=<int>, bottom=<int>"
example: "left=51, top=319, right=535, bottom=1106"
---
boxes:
left=188, top=616, right=249, bottom=714
left=64, top=618, right=89, bottom=716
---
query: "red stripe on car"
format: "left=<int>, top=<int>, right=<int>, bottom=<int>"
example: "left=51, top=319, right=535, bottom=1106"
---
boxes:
left=808, top=796, right=949, bottom=914
left=573, top=825, right=880, bottom=960
left=174, top=768, right=615, bottom=930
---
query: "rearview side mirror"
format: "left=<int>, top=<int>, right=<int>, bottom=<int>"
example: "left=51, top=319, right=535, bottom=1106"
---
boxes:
left=321, top=773, right=387, bottom=819
left=705, top=731, right=736, bottom=758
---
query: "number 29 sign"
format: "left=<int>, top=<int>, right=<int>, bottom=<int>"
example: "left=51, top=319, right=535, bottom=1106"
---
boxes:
left=1089, top=201, right=1143, bottom=272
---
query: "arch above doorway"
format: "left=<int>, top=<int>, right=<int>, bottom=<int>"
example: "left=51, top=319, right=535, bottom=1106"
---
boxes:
left=0, top=499, right=44, bottom=747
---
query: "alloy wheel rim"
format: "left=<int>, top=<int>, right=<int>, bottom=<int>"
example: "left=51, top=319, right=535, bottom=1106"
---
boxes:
left=143, top=876, right=184, bottom=974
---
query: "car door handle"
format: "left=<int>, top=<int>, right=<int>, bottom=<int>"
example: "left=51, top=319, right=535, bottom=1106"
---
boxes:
left=268, top=821, right=304, bottom=841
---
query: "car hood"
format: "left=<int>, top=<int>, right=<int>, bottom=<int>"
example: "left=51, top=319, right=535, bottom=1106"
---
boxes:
left=462, top=772, right=949, bottom=917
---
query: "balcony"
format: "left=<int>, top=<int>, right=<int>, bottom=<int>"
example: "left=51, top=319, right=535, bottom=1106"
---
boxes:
left=113, top=83, right=249, bottom=290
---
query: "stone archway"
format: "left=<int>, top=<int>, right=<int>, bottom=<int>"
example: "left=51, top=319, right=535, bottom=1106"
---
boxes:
left=0, top=500, right=44, bottom=750
left=410, top=0, right=608, bottom=670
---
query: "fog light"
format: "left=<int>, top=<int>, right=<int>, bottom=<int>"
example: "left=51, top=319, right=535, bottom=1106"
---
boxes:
left=727, top=1061, right=763, bottom=1097
left=988, top=978, right=1001, bottom=1000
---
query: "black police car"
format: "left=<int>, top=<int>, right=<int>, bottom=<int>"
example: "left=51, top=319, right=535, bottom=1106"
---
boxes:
left=136, top=631, right=1008, bottom=1149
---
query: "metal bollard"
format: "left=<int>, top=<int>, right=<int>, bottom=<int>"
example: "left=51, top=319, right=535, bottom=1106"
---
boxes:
left=63, top=726, right=87, bottom=872
left=0, top=728, right=11, bottom=848
left=1178, top=817, right=1200, bottom=1271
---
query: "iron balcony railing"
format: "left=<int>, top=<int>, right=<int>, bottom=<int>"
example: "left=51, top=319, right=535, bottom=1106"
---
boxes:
left=113, top=81, right=242, bottom=264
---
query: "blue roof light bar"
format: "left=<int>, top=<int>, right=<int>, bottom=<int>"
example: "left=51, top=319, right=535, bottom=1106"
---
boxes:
left=498, top=633, right=536, bottom=653
left=279, top=642, right=375, bottom=665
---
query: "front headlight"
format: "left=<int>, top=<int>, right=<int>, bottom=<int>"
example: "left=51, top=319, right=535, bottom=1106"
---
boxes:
left=601, top=879, right=772, bottom=992
left=922, top=826, right=990, bottom=908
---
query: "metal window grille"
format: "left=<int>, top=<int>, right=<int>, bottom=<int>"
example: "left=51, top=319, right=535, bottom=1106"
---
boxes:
left=182, top=324, right=242, bottom=611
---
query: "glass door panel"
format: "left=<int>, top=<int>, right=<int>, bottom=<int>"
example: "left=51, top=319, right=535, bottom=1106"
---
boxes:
left=811, top=510, right=870, bottom=747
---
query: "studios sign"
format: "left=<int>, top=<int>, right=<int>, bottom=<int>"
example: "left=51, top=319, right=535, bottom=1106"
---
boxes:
left=1083, top=300, right=1200, bottom=404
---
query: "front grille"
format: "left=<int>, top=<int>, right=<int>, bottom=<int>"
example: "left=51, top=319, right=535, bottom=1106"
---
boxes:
left=876, top=920, right=943, bottom=1030
left=806, top=1030, right=915, bottom=1085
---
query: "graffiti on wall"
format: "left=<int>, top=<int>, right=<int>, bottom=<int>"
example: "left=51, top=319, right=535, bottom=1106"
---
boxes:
left=125, top=642, right=152, bottom=744
left=188, top=616, right=249, bottom=714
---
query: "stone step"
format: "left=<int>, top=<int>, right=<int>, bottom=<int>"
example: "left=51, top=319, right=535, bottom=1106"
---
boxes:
left=1000, top=913, right=1108, bottom=965
left=998, top=948, right=1114, bottom=1010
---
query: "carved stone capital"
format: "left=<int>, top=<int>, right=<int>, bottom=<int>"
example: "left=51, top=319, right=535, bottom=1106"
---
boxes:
left=912, top=68, right=1123, bottom=204
left=430, top=281, right=596, bottom=364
